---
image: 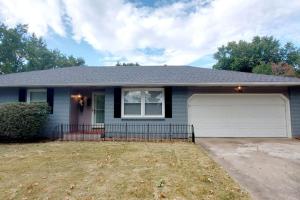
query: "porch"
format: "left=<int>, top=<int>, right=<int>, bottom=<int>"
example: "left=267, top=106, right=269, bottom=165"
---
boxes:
left=69, top=88, right=105, bottom=126
left=57, top=87, right=194, bottom=142
left=68, top=86, right=187, bottom=126
left=52, top=123, right=195, bottom=142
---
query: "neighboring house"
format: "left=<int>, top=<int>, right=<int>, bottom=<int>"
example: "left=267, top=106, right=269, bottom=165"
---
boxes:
left=0, top=65, right=300, bottom=138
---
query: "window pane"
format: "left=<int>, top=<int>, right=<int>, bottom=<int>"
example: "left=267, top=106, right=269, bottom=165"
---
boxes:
left=145, top=91, right=162, bottom=103
left=95, top=110, right=104, bottom=123
left=124, top=103, right=141, bottom=115
left=124, top=91, right=141, bottom=103
left=145, top=103, right=162, bottom=115
left=30, top=92, right=47, bottom=102
left=95, top=95, right=105, bottom=109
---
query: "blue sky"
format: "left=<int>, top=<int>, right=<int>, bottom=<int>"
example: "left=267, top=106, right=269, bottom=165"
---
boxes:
left=45, top=29, right=104, bottom=66
left=1, top=0, right=300, bottom=67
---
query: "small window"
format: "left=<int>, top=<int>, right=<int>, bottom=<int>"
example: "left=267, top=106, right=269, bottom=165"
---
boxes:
left=122, top=88, right=164, bottom=118
left=27, top=89, right=47, bottom=103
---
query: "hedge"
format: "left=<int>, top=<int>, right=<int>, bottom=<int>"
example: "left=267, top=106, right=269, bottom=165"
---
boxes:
left=0, top=103, right=50, bottom=139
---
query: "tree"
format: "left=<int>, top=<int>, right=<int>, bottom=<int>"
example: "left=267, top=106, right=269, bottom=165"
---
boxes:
left=271, top=62, right=296, bottom=77
left=0, top=24, right=27, bottom=74
left=0, top=23, right=85, bottom=74
left=116, top=62, right=140, bottom=66
left=213, top=36, right=300, bottom=76
left=280, top=42, right=300, bottom=69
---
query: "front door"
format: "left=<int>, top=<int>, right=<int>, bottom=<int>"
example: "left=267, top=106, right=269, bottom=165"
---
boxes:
left=92, top=93, right=105, bottom=125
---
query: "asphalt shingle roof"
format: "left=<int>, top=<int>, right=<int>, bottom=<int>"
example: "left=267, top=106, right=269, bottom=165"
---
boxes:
left=0, top=65, right=300, bottom=87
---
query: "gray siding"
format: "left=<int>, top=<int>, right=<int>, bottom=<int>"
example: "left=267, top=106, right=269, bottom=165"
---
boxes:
left=187, top=86, right=289, bottom=96
left=0, top=88, right=18, bottom=104
left=2, top=85, right=298, bottom=137
left=0, top=87, right=70, bottom=137
left=45, top=88, right=70, bottom=136
left=104, top=87, right=188, bottom=124
left=289, top=87, right=300, bottom=137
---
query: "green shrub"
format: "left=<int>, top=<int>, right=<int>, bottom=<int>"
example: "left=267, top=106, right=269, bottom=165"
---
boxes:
left=252, top=62, right=273, bottom=75
left=0, top=103, right=50, bottom=139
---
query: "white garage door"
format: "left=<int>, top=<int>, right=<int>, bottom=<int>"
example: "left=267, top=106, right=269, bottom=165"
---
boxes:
left=188, top=94, right=290, bottom=137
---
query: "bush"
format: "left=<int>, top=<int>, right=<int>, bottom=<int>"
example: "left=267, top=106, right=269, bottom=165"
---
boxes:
left=0, top=103, right=50, bottom=139
left=271, top=62, right=296, bottom=77
left=252, top=62, right=273, bottom=75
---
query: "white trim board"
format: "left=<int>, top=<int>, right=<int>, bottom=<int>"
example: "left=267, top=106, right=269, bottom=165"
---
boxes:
left=26, top=88, right=47, bottom=103
left=121, top=88, right=165, bottom=119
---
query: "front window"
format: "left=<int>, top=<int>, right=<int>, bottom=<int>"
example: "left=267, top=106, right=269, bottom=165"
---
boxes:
left=122, top=88, right=164, bottom=118
left=27, top=89, right=47, bottom=103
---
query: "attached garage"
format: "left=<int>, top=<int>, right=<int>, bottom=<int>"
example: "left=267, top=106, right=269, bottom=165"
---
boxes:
left=188, top=94, right=291, bottom=137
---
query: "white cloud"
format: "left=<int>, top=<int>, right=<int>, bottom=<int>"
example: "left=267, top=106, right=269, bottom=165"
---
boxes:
left=0, top=0, right=65, bottom=36
left=0, top=0, right=300, bottom=66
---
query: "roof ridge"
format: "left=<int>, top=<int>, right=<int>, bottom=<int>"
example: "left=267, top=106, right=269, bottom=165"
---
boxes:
left=0, top=65, right=196, bottom=76
left=0, top=66, right=83, bottom=76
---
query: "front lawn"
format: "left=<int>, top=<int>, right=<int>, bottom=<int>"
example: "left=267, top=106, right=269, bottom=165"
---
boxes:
left=0, top=142, right=249, bottom=200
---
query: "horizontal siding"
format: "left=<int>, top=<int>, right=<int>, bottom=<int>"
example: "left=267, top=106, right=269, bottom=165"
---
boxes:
left=45, top=88, right=70, bottom=136
left=2, top=86, right=296, bottom=137
left=0, top=88, right=18, bottom=104
left=289, top=87, right=300, bottom=137
left=171, top=87, right=188, bottom=123
left=0, top=87, right=70, bottom=137
left=105, top=87, right=188, bottom=125
left=188, top=86, right=289, bottom=93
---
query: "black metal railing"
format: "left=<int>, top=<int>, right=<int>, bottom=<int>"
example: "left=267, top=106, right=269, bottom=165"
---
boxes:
left=51, top=123, right=195, bottom=143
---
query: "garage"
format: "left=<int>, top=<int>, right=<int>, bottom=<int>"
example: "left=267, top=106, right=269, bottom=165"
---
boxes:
left=188, top=94, right=291, bottom=137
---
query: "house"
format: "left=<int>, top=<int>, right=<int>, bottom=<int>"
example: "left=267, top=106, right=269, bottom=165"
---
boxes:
left=0, top=65, right=300, bottom=138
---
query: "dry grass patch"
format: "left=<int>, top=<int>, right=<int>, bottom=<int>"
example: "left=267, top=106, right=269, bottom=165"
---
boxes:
left=0, top=142, right=250, bottom=200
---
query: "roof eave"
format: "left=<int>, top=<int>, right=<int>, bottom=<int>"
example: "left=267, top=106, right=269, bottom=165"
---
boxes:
left=1, top=82, right=300, bottom=87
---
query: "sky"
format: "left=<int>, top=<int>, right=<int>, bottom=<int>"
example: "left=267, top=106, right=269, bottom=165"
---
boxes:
left=0, top=0, right=300, bottom=67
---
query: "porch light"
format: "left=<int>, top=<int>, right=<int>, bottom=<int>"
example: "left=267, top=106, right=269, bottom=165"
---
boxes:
left=234, top=86, right=243, bottom=93
left=71, top=94, right=82, bottom=99
left=71, top=93, right=85, bottom=112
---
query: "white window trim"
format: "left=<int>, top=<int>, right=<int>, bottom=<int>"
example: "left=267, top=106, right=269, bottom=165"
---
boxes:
left=27, top=89, right=47, bottom=103
left=121, top=88, right=165, bottom=118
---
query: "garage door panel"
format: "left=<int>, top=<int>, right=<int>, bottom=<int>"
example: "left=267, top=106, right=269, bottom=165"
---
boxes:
left=197, top=128, right=287, bottom=137
left=189, top=106, right=285, bottom=118
left=191, top=95, right=286, bottom=106
left=191, top=120, right=286, bottom=129
left=188, top=94, right=289, bottom=137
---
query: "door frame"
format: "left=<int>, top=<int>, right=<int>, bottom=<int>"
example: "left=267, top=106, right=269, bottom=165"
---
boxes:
left=91, top=92, right=105, bottom=126
left=187, top=93, right=292, bottom=138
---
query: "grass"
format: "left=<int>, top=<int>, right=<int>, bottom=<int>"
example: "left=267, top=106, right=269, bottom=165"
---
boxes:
left=0, top=142, right=250, bottom=200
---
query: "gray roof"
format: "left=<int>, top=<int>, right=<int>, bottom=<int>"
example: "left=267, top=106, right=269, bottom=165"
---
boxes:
left=1, top=65, right=300, bottom=87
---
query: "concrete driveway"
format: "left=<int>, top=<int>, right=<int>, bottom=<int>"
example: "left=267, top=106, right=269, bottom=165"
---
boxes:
left=197, top=138, right=300, bottom=200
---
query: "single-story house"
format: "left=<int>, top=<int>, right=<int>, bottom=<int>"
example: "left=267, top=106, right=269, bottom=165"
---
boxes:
left=1, top=65, right=300, bottom=138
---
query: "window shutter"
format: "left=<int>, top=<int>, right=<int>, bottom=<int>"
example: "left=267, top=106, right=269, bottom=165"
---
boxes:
left=165, top=87, right=172, bottom=118
left=18, top=88, right=27, bottom=102
left=47, top=88, right=54, bottom=114
left=114, top=88, right=121, bottom=118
